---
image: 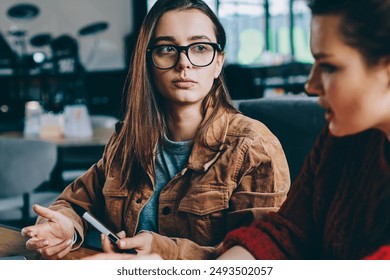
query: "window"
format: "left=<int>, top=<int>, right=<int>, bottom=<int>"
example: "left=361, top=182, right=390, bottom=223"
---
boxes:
left=292, top=0, right=312, bottom=63
left=219, top=0, right=265, bottom=64
left=268, top=0, right=290, bottom=58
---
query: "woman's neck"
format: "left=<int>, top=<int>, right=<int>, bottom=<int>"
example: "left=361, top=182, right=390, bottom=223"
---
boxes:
left=165, top=104, right=203, bottom=142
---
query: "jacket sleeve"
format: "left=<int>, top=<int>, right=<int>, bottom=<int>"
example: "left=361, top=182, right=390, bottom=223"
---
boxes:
left=36, top=131, right=117, bottom=249
left=226, top=130, right=291, bottom=231
left=223, top=127, right=330, bottom=259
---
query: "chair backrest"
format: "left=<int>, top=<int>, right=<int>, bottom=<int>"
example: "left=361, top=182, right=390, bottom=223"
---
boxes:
left=0, top=138, right=57, bottom=198
left=236, top=96, right=326, bottom=182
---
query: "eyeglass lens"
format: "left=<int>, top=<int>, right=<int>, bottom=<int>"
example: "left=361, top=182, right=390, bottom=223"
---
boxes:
left=151, top=43, right=217, bottom=69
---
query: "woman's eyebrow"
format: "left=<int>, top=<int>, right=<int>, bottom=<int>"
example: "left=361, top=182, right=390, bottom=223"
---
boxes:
left=152, top=35, right=213, bottom=45
left=153, top=36, right=175, bottom=44
left=312, top=52, right=333, bottom=60
left=189, top=35, right=212, bottom=42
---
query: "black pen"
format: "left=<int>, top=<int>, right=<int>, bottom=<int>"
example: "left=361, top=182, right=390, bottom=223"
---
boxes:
left=70, top=203, right=137, bottom=254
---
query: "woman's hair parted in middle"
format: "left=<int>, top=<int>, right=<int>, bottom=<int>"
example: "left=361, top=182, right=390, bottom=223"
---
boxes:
left=108, top=0, right=237, bottom=189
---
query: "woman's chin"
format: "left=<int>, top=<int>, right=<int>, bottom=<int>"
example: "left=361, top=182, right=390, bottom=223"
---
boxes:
left=328, top=123, right=361, bottom=138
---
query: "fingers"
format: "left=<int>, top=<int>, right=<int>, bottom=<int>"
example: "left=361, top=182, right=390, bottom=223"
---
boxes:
left=117, top=238, right=137, bottom=250
left=21, top=222, right=51, bottom=239
left=32, top=204, right=59, bottom=221
left=22, top=207, right=74, bottom=242
left=21, top=226, right=34, bottom=238
left=102, top=230, right=127, bottom=253
left=39, top=238, right=73, bottom=260
left=21, top=204, right=59, bottom=236
left=117, top=231, right=126, bottom=239
left=116, top=232, right=152, bottom=253
left=25, top=237, right=49, bottom=250
left=101, top=234, right=116, bottom=253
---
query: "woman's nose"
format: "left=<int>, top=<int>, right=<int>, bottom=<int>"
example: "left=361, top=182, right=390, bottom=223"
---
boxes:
left=304, top=65, right=322, bottom=96
left=175, top=51, right=192, bottom=70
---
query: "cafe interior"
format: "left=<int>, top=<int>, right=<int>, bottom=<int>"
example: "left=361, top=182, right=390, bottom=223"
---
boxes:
left=0, top=0, right=319, bottom=229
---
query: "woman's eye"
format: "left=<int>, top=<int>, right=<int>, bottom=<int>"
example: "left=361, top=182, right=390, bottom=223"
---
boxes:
left=192, top=44, right=208, bottom=52
left=157, top=46, right=176, bottom=54
left=318, top=63, right=338, bottom=73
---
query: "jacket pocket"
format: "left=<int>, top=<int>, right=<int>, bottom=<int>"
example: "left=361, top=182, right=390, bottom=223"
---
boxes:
left=178, top=184, right=229, bottom=246
left=102, top=178, right=128, bottom=232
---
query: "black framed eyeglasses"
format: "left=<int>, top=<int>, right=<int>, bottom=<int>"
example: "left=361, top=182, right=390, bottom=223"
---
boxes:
left=147, top=42, right=222, bottom=70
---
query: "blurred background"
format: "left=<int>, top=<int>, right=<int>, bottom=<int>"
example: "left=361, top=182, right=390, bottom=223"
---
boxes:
left=0, top=0, right=315, bottom=228
left=0, top=0, right=313, bottom=124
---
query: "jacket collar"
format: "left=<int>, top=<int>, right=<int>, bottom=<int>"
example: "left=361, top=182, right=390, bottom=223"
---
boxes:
left=187, top=107, right=230, bottom=173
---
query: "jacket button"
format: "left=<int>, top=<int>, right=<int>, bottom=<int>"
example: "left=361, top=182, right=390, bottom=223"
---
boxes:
left=136, top=198, right=142, bottom=204
left=162, top=206, right=170, bottom=215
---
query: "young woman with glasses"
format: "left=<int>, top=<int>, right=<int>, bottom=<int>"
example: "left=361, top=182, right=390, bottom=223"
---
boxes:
left=21, top=0, right=290, bottom=260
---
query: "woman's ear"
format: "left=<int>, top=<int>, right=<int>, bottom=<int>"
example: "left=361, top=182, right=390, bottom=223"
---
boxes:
left=214, top=52, right=225, bottom=79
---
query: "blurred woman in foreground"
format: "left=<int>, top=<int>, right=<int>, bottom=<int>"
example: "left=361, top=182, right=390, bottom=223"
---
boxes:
left=220, top=0, right=390, bottom=260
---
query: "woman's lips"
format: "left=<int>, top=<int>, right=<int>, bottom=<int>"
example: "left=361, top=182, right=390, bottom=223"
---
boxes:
left=173, top=78, right=196, bottom=89
left=324, top=108, right=333, bottom=122
left=318, top=98, right=333, bottom=121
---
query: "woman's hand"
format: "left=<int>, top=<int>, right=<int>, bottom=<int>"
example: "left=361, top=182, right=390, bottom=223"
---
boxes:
left=101, top=230, right=153, bottom=255
left=217, top=246, right=256, bottom=260
left=21, top=204, right=75, bottom=259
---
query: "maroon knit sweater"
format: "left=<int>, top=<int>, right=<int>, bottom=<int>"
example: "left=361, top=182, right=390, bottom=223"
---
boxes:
left=223, top=128, right=390, bottom=259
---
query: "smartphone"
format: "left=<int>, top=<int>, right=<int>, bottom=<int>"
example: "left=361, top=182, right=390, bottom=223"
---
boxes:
left=71, top=203, right=137, bottom=254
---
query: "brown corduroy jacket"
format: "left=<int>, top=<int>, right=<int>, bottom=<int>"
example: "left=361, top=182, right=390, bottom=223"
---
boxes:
left=43, top=109, right=290, bottom=259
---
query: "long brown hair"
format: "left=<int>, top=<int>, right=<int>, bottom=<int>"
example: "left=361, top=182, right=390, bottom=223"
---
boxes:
left=107, top=0, right=237, bottom=189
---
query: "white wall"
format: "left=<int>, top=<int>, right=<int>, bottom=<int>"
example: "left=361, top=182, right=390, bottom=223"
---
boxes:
left=0, top=0, right=133, bottom=71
